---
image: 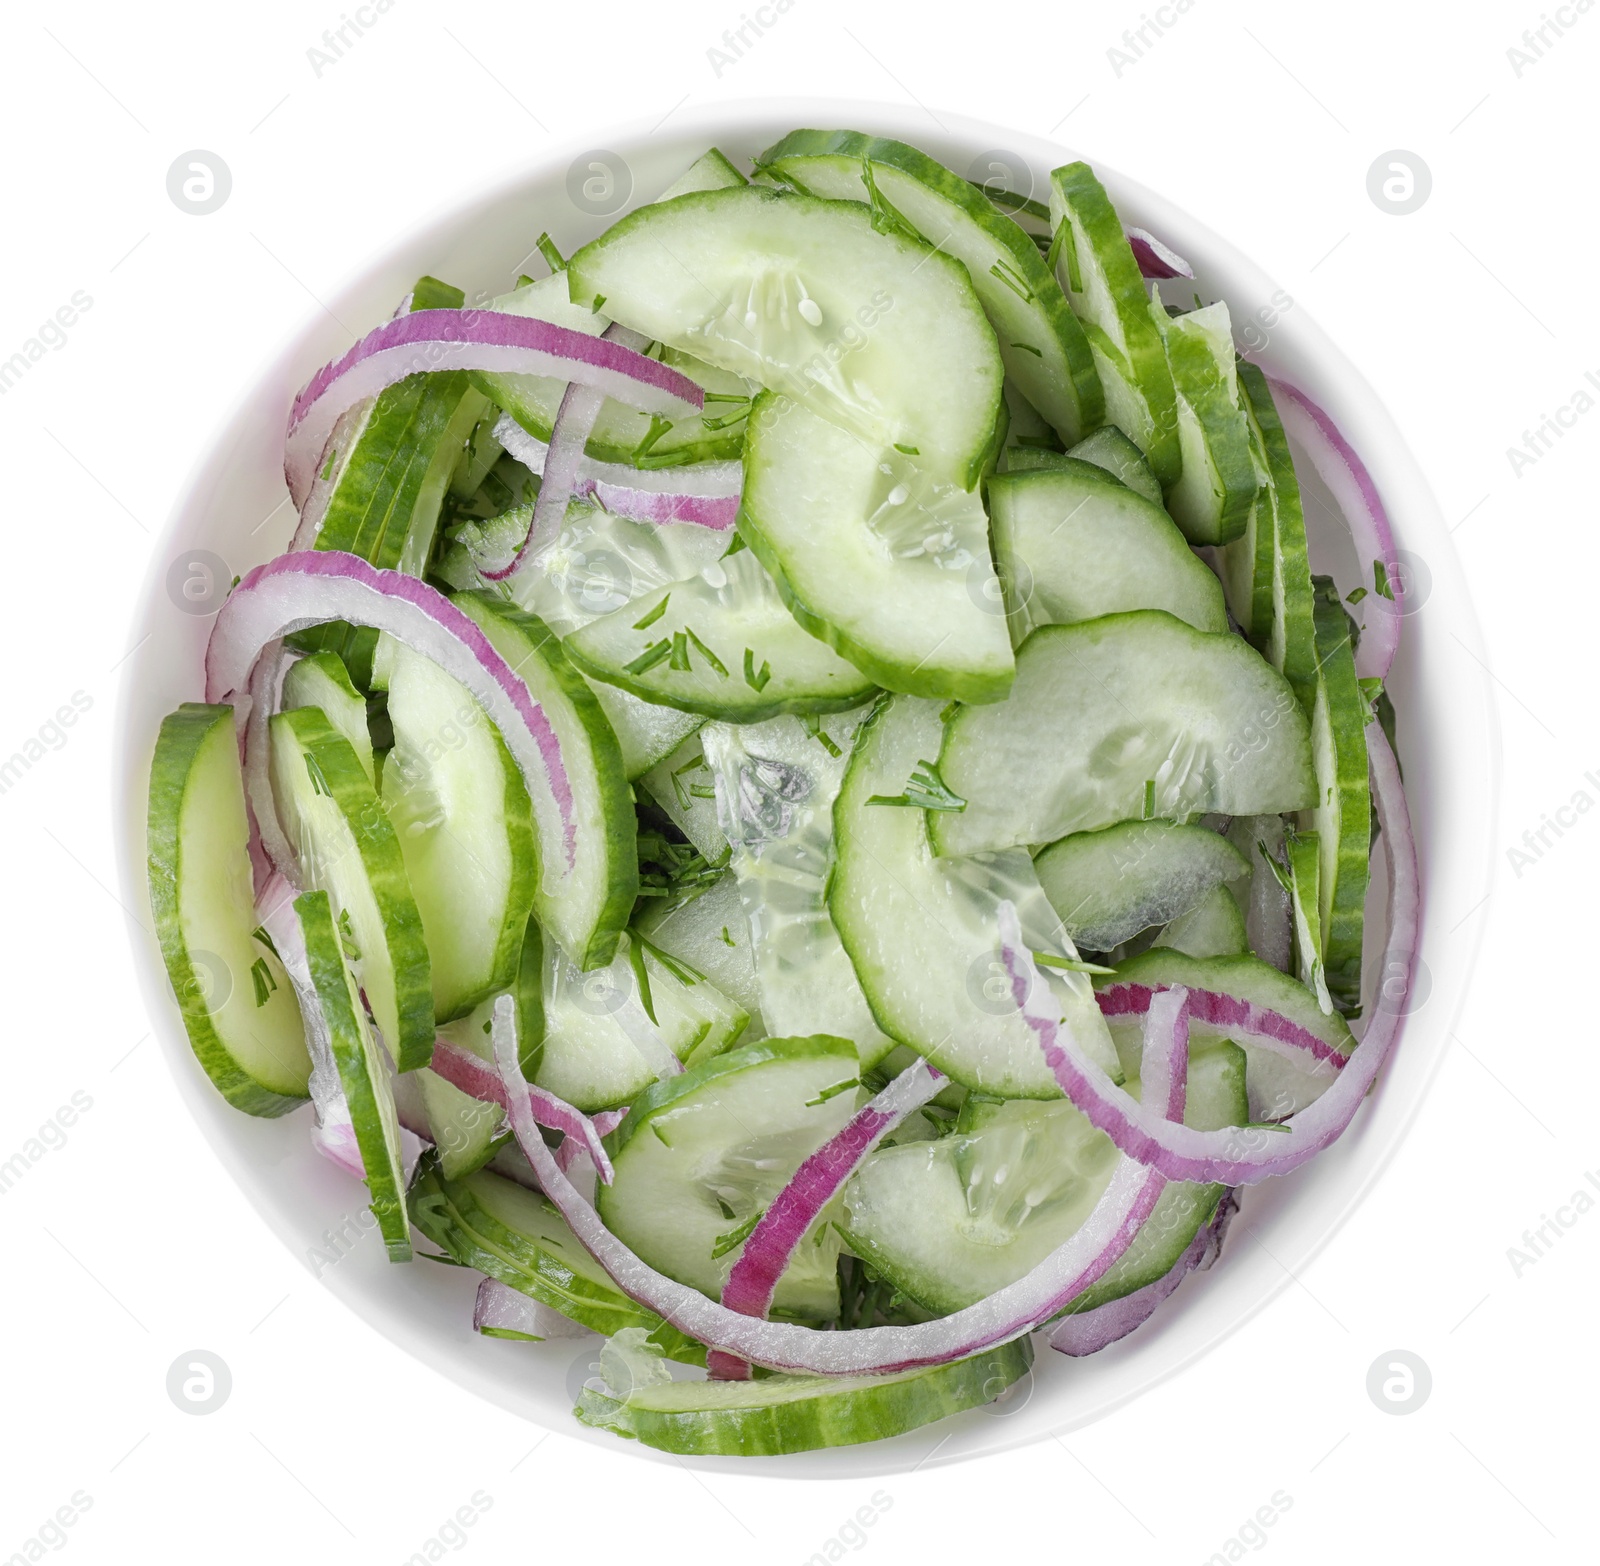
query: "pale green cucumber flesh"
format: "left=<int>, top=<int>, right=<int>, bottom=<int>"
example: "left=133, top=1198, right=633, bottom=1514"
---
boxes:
left=1067, top=425, right=1163, bottom=503
left=758, top=129, right=1102, bottom=443
left=268, top=705, right=434, bottom=1071
left=988, top=467, right=1228, bottom=643
left=701, top=711, right=898, bottom=1070
left=577, top=1339, right=1032, bottom=1455
left=1034, top=819, right=1250, bottom=951
left=932, top=612, right=1316, bottom=856
left=1153, top=882, right=1250, bottom=959
left=564, top=548, right=877, bottom=720
left=842, top=1044, right=1246, bottom=1315
left=409, top=1158, right=706, bottom=1363
left=1161, top=312, right=1257, bottom=546
left=452, top=592, right=638, bottom=969
left=376, top=635, right=536, bottom=1020
left=566, top=186, right=1004, bottom=486
left=659, top=146, right=749, bottom=200
left=146, top=704, right=311, bottom=1113
left=829, top=694, right=1120, bottom=1098
left=637, top=730, right=728, bottom=863
left=296, top=889, right=411, bottom=1259
left=598, top=1036, right=861, bottom=1319
left=634, top=874, right=764, bottom=1029
left=740, top=394, right=1016, bottom=704
left=281, top=651, right=374, bottom=782
left=1284, top=829, right=1333, bottom=1011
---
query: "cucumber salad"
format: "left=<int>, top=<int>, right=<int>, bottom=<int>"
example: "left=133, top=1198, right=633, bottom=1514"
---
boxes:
left=146, top=132, right=1419, bottom=1458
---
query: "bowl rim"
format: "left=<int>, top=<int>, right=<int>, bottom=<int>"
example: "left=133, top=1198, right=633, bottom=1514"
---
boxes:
left=113, top=94, right=1500, bottom=1478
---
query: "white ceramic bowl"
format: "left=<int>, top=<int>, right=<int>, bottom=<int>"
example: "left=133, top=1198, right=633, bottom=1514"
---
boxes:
left=115, top=98, right=1498, bottom=1476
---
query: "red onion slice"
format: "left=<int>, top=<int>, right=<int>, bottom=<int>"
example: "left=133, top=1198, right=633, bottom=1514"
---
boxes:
left=1269, top=378, right=1404, bottom=680
left=205, top=551, right=578, bottom=872
left=488, top=995, right=1168, bottom=1375
left=285, top=310, right=703, bottom=506
left=474, top=1276, right=589, bottom=1339
left=1096, top=982, right=1349, bottom=1077
left=491, top=412, right=741, bottom=533
left=996, top=721, right=1418, bottom=1186
left=1126, top=225, right=1195, bottom=280
left=429, top=1037, right=616, bottom=1184
left=1048, top=1205, right=1219, bottom=1357
left=707, top=1058, right=946, bottom=1381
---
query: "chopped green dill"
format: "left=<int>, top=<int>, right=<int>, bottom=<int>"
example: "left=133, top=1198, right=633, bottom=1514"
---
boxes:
left=535, top=232, right=566, bottom=273
left=632, top=930, right=704, bottom=988
left=669, top=631, right=692, bottom=672
left=988, top=258, right=1034, bottom=303
left=686, top=626, right=728, bottom=677
left=867, top=759, right=967, bottom=812
left=939, top=699, right=961, bottom=724
left=1142, top=779, right=1156, bottom=819
left=743, top=648, right=772, bottom=692
left=1346, top=586, right=1368, bottom=605
left=592, top=294, right=606, bottom=312
left=1241, top=1121, right=1294, bottom=1134
left=1374, top=559, right=1394, bottom=600
left=250, top=925, right=281, bottom=961
left=633, top=414, right=674, bottom=462
left=805, top=1077, right=860, bottom=1108
left=1009, top=341, right=1043, bottom=357
left=712, top=1210, right=764, bottom=1259
left=724, top=533, right=747, bottom=556
left=720, top=926, right=736, bottom=947
left=250, top=957, right=278, bottom=1007
left=624, top=639, right=673, bottom=675
left=337, top=907, right=361, bottom=962
left=627, top=937, right=658, bottom=1025
left=803, top=712, right=842, bottom=758
left=893, top=442, right=920, bottom=456
left=688, top=783, right=716, bottom=799
left=699, top=401, right=751, bottom=432
left=1031, top=950, right=1118, bottom=977
left=861, top=156, right=920, bottom=243
left=632, top=595, right=670, bottom=630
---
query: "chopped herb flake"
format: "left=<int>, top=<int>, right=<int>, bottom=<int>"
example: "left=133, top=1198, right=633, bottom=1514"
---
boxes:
left=804, top=1077, right=860, bottom=1107
left=743, top=648, right=772, bottom=692
left=536, top=232, right=566, bottom=274
left=686, top=627, right=728, bottom=677
left=632, top=595, right=670, bottom=630
left=1009, top=341, right=1043, bottom=357
left=625, top=639, right=674, bottom=676
left=712, top=1210, right=764, bottom=1259
left=988, top=258, right=1034, bottom=303
left=250, top=957, right=278, bottom=1007
left=669, top=631, right=692, bottom=672
left=867, top=759, right=967, bottom=812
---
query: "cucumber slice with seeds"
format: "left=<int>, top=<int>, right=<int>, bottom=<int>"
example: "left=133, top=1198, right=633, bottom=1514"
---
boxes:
left=269, top=705, right=434, bottom=1070
left=634, top=874, right=764, bottom=1029
left=1034, top=819, right=1250, bottom=951
left=1048, top=162, right=1181, bottom=488
left=296, top=888, right=411, bottom=1260
left=146, top=703, right=311, bottom=1114
left=830, top=694, right=1121, bottom=1098
left=932, top=613, right=1316, bottom=857
left=564, top=548, right=877, bottom=720
left=577, top=1339, right=1033, bottom=1456
left=757, top=128, right=1102, bottom=444
left=988, top=466, right=1228, bottom=643
left=597, top=1035, right=861, bottom=1319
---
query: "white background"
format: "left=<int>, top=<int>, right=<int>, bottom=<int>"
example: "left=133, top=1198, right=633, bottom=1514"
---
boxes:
left=1, top=0, right=1593, bottom=1561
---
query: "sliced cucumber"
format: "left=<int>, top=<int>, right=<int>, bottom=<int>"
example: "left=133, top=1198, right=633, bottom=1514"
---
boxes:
left=758, top=129, right=1102, bottom=444
left=932, top=613, right=1316, bottom=856
left=269, top=705, right=434, bottom=1070
left=701, top=712, right=898, bottom=1070
left=564, top=548, right=877, bottom=720
left=740, top=394, right=1015, bottom=703
left=1280, top=829, right=1333, bottom=1013
left=1098, top=948, right=1354, bottom=1119
left=146, top=704, right=311, bottom=1114
left=1048, top=162, right=1181, bottom=488
left=1238, top=363, right=1317, bottom=708
left=829, top=694, right=1120, bottom=1098
left=842, top=1043, right=1246, bottom=1315
left=452, top=592, right=637, bottom=969
left=597, top=1036, right=861, bottom=1319
left=1306, top=578, right=1371, bottom=1011
left=1218, top=375, right=1275, bottom=641
left=637, top=731, right=728, bottom=863
left=296, top=889, right=411, bottom=1259
left=1001, top=380, right=1061, bottom=458
left=659, top=146, right=749, bottom=201
left=535, top=931, right=747, bottom=1113
left=281, top=651, right=373, bottom=783
left=372, top=634, right=536, bottom=1020
left=1034, top=819, right=1250, bottom=951
left=409, top=1158, right=705, bottom=1363
left=577, top=1339, right=1033, bottom=1455
left=567, top=186, right=1004, bottom=485
left=472, top=273, right=753, bottom=470
left=1067, top=425, right=1162, bottom=504
left=1153, top=882, right=1250, bottom=959
left=1159, top=302, right=1257, bottom=546
left=988, top=466, right=1228, bottom=643
left=1227, top=814, right=1294, bottom=973
left=634, top=874, right=763, bottom=1029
